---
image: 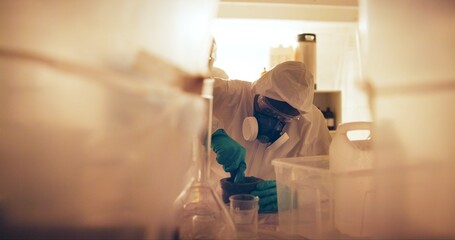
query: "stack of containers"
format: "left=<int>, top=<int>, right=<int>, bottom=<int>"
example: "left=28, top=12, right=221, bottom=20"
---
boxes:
left=272, top=122, right=374, bottom=239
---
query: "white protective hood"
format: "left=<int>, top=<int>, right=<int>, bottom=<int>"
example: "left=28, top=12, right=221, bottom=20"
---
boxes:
left=252, top=61, right=314, bottom=113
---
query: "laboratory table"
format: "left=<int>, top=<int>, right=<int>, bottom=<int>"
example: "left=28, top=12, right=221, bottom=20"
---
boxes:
left=256, top=212, right=308, bottom=240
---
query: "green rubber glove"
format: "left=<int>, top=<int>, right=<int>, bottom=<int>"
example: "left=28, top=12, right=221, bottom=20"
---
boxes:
left=211, top=129, right=246, bottom=183
left=250, top=180, right=277, bottom=213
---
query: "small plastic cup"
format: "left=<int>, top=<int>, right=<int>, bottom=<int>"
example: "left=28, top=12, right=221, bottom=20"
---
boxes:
left=229, top=194, right=259, bottom=239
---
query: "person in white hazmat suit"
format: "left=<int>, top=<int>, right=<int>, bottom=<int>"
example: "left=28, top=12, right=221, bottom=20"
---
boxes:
left=210, top=61, right=331, bottom=212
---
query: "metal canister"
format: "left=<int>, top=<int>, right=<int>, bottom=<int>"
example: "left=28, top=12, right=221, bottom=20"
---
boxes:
left=295, top=33, right=317, bottom=89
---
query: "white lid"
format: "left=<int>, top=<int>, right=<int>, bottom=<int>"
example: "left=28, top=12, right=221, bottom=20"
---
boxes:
left=267, top=132, right=289, bottom=151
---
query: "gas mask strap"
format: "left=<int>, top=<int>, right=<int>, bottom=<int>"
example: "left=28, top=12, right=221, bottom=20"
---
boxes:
left=266, top=132, right=289, bottom=151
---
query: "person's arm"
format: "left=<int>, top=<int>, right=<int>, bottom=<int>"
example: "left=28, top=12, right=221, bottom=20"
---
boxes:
left=211, top=129, right=246, bottom=183
left=212, top=78, right=251, bottom=123
left=211, top=79, right=252, bottom=183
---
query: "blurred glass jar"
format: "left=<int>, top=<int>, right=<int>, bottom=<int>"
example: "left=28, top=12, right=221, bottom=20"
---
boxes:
left=0, top=0, right=219, bottom=239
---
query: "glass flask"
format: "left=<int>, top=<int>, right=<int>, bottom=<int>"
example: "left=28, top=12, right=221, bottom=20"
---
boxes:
left=174, top=79, right=236, bottom=240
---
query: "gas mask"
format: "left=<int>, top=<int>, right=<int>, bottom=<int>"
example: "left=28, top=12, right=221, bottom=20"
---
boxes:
left=243, top=95, right=300, bottom=144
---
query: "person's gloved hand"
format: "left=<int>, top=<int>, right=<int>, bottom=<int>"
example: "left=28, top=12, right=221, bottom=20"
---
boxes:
left=250, top=180, right=277, bottom=213
left=211, top=129, right=246, bottom=183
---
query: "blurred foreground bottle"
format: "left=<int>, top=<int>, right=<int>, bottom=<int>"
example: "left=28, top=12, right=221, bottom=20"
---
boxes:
left=0, top=0, right=219, bottom=239
left=174, top=79, right=236, bottom=240
left=359, top=0, right=455, bottom=238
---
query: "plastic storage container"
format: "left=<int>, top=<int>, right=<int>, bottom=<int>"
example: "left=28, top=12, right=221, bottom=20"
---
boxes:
left=273, top=156, right=335, bottom=239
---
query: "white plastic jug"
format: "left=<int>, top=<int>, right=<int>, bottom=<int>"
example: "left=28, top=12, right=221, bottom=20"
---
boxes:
left=329, top=122, right=374, bottom=237
left=330, top=122, right=373, bottom=172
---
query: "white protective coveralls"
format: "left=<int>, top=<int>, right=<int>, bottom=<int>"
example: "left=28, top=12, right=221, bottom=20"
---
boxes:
left=211, top=61, right=331, bottom=180
left=211, top=66, right=229, bottom=79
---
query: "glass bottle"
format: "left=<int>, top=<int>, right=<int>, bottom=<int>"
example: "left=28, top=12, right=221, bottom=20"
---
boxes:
left=174, top=78, right=236, bottom=240
left=325, top=107, right=336, bottom=131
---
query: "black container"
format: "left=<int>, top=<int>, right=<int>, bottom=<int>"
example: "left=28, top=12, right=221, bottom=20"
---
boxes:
left=220, top=176, right=264, bottom=204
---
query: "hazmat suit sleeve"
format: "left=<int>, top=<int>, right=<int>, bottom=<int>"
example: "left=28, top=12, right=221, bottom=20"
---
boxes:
left=212, top=78, right=251, bottom=131
left=210, top=78, right=251, bottom=186
left=211, top=67, right=229, bottom=79
left=298, top=106, right=332, bottom=156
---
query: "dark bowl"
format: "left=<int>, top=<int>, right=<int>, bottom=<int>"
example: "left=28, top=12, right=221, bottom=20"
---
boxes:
left=220, top=176, right=264, bottom=204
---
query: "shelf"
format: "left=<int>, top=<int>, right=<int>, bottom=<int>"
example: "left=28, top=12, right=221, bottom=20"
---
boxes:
left=217, top=1, right=358, bottom=22
left=313, top=90, right=341, bottom=130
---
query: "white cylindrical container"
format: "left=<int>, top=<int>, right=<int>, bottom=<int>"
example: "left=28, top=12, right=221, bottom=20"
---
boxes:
left=294, top=33, right=317, bottom=89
